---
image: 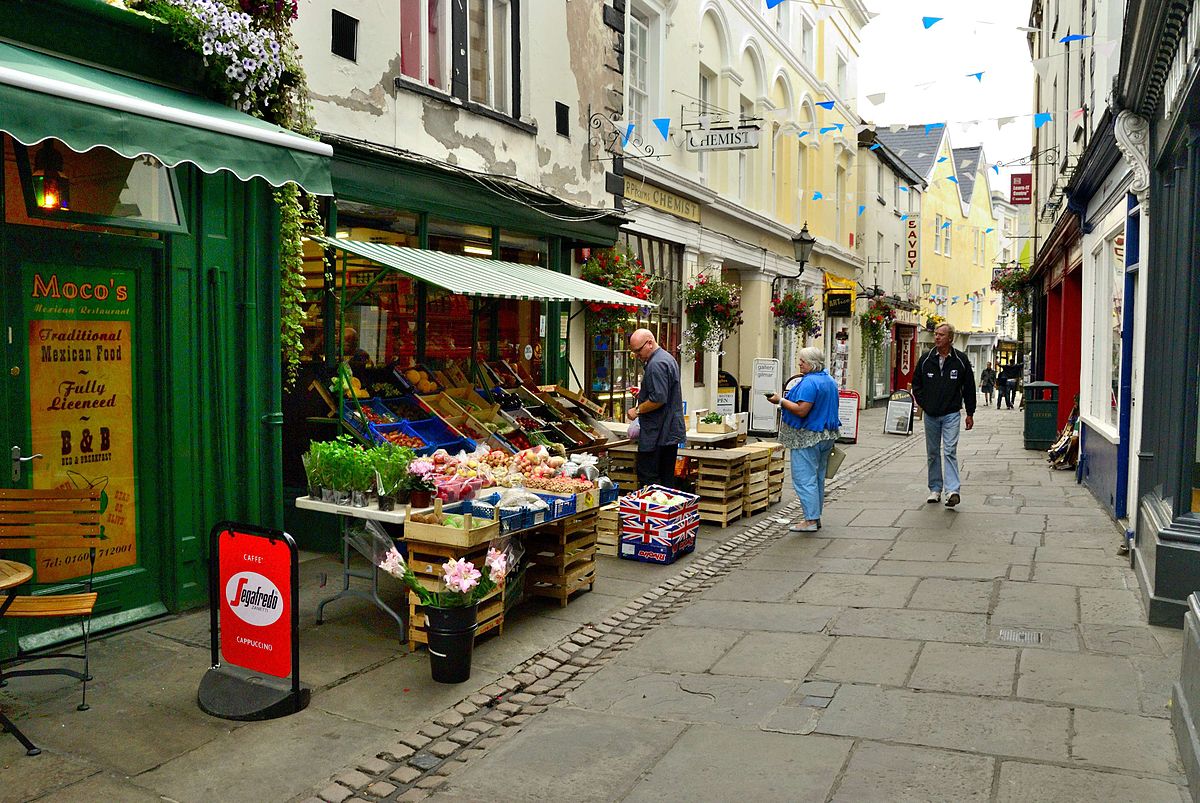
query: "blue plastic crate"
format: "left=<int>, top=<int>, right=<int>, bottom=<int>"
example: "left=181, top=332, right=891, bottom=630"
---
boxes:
left=463, top=499, right=524, bottom=534
left=381, top=394, right=432, bottom=421
left=533, top=492, right=577, bottom=520
left=367, top=421, right=428, bottom=449
left=342, top=398, right=399, bottom=436
left=599, top=484, right=620, bottom=506
left=406, top=418, right=477, bottom=455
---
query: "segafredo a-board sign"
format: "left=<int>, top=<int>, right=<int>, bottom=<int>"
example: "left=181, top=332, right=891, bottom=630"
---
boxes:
left=199, top=522, right=308, bottom=721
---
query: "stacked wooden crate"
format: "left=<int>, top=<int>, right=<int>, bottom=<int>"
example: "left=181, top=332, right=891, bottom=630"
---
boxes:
left=768, top=443, right=785, bottom=505
left=607, top=448, right=638, bottom=490
left=524, top=509, right=599, bottom=607
left=405, top=539, right=504, bottom=651
left=694, top=449, right=749, bottom=527
left=596, top=503, right=620, bottom=556
left=735, top=442, right=785, bottom=516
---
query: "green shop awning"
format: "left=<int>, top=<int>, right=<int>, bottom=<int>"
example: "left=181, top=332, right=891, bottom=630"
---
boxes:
left=0, top=42, right=332, bottom=195
left=317, top=237, right=657, bottom=307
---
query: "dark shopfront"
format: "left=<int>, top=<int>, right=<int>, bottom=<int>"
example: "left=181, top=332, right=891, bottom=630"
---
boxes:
left=0, top=2, right=332, bottom=660
left=281, top=138, right=624, bottom=549
left=1118, top=0, right=1200, bottom=629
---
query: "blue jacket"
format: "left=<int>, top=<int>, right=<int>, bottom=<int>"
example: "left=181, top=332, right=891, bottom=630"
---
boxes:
left=782, top=370, right=841, bottom=432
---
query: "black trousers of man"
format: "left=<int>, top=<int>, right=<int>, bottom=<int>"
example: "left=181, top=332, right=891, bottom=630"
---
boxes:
left=636, top=445, right=679, bottom=490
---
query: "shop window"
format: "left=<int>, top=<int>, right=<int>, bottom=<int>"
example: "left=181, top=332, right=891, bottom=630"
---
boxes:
left=498, top=229, right=546, bottom=265
left=468, top=0, right=513, bottom=114
left=1086, top=228, right=1122, bottom=430
left=7, top=138, right=183, bottom=233
left=586, top=234, right=683, bottom=419
left=428, top=216, right=493, bottom=257
left=399, top=0, right=448, bottom=90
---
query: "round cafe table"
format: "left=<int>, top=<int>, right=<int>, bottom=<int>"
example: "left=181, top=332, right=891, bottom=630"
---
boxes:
left=0, top=558, right=32, bottom=596
left=0, top=558, right=38, bottom=755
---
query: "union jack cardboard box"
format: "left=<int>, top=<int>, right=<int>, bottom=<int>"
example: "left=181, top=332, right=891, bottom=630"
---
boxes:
left=618, top=485, right=700, bottom=564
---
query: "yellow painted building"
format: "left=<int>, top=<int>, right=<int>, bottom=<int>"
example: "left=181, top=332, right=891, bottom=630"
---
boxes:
left=876, top=126, right=1000, bottom=366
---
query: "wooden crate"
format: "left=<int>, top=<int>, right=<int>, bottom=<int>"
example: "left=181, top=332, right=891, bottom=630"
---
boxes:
left=408, top=586, right=503, bottom=650
left=525, top=518, right=598, bottom=607
left=699, top=496, right=743, bottom=527
left=404, top=539, right=505, bottom=649
left=597, top=502, right=619, bottom=556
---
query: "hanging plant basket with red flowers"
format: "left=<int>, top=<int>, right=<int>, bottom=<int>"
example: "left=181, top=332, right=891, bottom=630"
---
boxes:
left=991, top=263, right=1032, bottom=310
left=771, top=291, right=822, bottom=339
left=579, top=245, right=656, bottom=335
left=857, top=297, right=896, bottom=360
left=681, top=274, right=743, bottom=359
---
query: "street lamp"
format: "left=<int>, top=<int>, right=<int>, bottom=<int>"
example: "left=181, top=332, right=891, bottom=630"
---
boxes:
left=773, top=222, right=817, bottom=299
left=921, top=280, right=932, bottom=296
left=791, top=222, right=816, bottom=265
left=902, top=271, right=914, bottom=292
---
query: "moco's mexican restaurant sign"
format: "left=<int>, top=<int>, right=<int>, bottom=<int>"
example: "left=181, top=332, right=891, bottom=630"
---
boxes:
left=218, top=527, right=294, bottom=678
left=26, top=266, right=136, bottom=583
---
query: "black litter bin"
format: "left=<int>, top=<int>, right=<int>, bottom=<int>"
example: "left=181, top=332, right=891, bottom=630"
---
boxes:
left=1023, top=381, right=1059, bottom=450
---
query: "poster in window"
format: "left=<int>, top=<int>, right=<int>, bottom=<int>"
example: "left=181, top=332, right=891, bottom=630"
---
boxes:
left=26, top=266, right=137, bottom=582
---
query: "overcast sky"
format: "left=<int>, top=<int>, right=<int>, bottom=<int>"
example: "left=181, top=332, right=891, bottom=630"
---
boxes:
left=855, top=0, right=1036, bottom=196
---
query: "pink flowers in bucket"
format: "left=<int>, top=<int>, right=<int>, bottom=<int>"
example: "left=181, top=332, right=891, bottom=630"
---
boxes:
left=379, top=545, right=508, bottom=608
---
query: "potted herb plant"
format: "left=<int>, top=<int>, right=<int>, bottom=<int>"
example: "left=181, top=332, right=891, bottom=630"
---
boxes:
left=373, top=444, right=415, bottom=511
left=378, top=545, right=508, bottom=683
left=348, top=449, right=376, bottom=508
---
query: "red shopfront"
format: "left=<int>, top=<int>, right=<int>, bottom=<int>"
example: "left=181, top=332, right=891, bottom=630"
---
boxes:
left=1032, top=215, right=1083, bottom=431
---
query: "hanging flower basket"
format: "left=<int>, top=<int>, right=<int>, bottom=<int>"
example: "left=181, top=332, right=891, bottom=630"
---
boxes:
left=682, top=274, right=743, bottom=359
left=925, top=313, right=946, bottom=332
left=770, top=291, right=822, bottom=339
left=991, top=263, right=1032, bottom=310
left=857, top=297, right=896, bottom=360
left=579, top=245, right=656, bottom=335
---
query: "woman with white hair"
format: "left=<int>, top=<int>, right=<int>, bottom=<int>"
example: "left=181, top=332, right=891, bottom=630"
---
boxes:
left=767, top=347, right=842, bottom=532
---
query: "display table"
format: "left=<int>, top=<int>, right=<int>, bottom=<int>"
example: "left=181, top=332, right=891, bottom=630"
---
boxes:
left=604, top=420, right=740, bottom=448
left=295, top=496, right=408, bottom=632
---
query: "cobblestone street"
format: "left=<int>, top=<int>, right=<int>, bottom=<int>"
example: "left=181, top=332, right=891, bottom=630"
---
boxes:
left=302, top=406, right=1188, bottom=803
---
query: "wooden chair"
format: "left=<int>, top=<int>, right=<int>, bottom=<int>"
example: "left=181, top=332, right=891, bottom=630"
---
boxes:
left=0, top=487, right=103, bottom=728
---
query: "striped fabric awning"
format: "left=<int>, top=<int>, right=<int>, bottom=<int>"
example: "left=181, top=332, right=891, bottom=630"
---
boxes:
left=315, top=237, right=656, bottom=307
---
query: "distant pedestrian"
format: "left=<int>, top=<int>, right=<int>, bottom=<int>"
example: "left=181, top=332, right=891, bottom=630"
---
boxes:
left=999, top=362, right=1020, bottom=409
left=768, top=347, right=842, bottom=532
left=626, top=328, right=686, bottom=489
left=980, top=363, right=997, bottom=407
left=912, top=323, right=976, bottom=508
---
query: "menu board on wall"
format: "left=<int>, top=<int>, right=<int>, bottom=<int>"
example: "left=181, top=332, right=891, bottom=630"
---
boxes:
left=26, top=266, right=137, bottom=583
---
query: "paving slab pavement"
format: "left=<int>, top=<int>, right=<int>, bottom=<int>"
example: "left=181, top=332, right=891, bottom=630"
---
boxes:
left=4, top=406, right=1190, bottom=802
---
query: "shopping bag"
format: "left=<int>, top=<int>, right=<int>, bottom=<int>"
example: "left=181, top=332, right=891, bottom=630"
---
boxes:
left=826, top=445, right=847, bottom=480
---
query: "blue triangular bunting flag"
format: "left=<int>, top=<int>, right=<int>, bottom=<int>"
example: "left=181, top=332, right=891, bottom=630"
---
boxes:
left=1059, top=33, right=1090, bottom=43
left=947, top=175, right=959, bottom=184
left=1034, top=113, right=1053, bottom=128
left=817, top=100, right=837, bottom=110
left=985, top=227, right=995, bottom=233
left=925, top=123, right=945, bottom=135
left=923, top=16, right=943, bottom=28
left=857, top=205, right=866, bottom=217
left=622, top=123, right=635, bottom=147
left=869, top=143, right=882, bottom=150
left=652, top=118, right=671, bottom=140
left=812, top=191, right=824, bottom=200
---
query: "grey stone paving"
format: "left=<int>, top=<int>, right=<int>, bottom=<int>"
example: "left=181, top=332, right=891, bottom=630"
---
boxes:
left=409, top=408, right=1187, bottom=803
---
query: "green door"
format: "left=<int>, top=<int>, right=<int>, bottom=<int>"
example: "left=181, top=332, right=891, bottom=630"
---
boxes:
left=0, top=226, right=166, bottom=659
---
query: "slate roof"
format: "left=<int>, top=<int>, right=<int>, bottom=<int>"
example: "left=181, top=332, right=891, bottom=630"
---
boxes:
left=873, top=126, right=947, bottom=181
left=953, top=146, right=984, bottom=203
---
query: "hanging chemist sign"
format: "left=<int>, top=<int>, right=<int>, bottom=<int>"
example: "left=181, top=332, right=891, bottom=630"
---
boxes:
left=26, top=266, right=137, bottom=583
left=686, top=126, right=761, bottom=152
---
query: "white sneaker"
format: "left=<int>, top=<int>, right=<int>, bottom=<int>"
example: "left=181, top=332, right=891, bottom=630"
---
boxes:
left=926, top=491, right=941, bottom=503
left=945, top=492, right=961, bottom=508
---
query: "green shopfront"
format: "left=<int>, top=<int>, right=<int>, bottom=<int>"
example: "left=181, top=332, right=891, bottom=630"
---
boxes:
left=0, top=1, right=331, bottom=659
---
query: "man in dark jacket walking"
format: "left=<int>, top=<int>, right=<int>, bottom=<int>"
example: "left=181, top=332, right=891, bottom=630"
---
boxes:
left=912, top=323, right=976, bottom=507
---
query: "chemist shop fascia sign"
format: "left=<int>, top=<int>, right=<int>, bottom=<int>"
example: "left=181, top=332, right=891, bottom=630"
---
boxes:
left=686, top=126, right=761, bottom=152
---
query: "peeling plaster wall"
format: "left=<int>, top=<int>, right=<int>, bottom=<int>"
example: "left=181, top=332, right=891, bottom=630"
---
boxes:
left=293, top=0, right=617, bottom=209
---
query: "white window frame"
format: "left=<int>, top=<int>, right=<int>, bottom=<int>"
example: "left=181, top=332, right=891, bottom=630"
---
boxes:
left=877, top=161, right=886, bottom=197
left=936, top=284, right=948, bottom=317
left=1082, top=219, right=1125, bottom=437
left=934, top=214, right=943, bottom=254
left=626, top=6, right=651, bottom=131
left=467, top=0, right=514, bottom=114
left=775, top=3, right=790, bottom=39
left=801, top=15, right=815, bottom=70
left=835, top=165, right=845, bottom=243
left=836, top=52, right=848, bottom=99
left=972, top=297, right=982, bottom=327
left=399, top=0, right=450, bottom=91
left=739, top=97, right=754, bottom=204
left=697, top=68, right=713, bottom=183
left=943, top=220, right=952, bottom=257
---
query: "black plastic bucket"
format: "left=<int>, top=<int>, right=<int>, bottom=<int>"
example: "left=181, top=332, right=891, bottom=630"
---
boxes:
left=425, top=603, right=479, bottom=683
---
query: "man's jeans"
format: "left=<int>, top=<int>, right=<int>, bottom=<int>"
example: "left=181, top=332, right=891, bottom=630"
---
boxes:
left=790, top=439, right=835, bottom=521
left=924, top=412, right=962, bottom=494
